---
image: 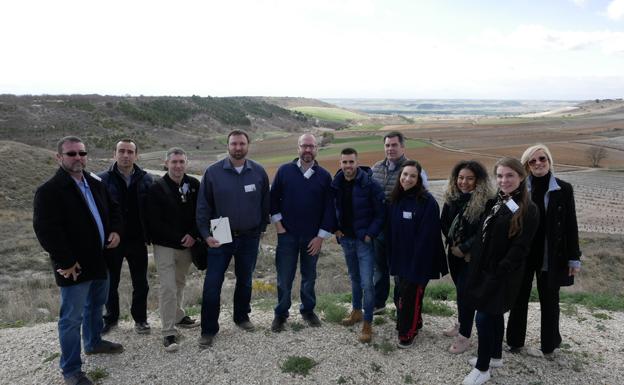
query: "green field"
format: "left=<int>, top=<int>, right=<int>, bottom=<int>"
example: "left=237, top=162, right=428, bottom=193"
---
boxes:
left=290, top=106, right=368, bottom=122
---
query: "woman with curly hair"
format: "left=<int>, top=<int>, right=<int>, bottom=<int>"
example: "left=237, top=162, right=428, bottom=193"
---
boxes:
left=462, top=157, right=539, bottom=385
left=441, top=160, right=493, bottom=354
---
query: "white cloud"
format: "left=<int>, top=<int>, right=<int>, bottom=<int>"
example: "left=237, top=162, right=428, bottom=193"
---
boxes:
left=571, top=0, right=588, bottom=7
left=607, top=0, right=624, bottom=20
left=474, top=25, right=624, bottom=54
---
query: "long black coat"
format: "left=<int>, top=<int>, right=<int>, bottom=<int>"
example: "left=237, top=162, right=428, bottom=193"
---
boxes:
left=466, top=198, right=539, bottom=314
left=440, top=194, right=481, bottom=281
left=33, top=168, right=123, bottom=286
left=529, top=176, right=581, bottom=287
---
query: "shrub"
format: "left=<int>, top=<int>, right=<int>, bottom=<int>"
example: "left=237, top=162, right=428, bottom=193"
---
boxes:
left=281, top=356, right=317, bottom=376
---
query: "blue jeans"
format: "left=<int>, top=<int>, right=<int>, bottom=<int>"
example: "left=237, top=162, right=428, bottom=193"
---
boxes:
left=274, top=232, right=318, bottom=318
left=475, top=311, right=504, bottom=371
left=201, top=234, right=260, bottom=336
left=340, top=237, right=375, bottom=322
left=58, top=278, right=109, bottom=378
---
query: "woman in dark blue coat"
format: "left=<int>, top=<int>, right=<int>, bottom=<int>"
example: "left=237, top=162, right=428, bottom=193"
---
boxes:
left=387, top=160, right=447, bottom=348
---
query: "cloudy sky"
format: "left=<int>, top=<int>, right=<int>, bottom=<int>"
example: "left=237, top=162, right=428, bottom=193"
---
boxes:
left=1, top=0, right=623, bottom=100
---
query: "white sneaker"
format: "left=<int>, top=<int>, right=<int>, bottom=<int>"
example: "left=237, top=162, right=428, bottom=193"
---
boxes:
left=468, top=356, right=503, bottom=368
left=462, top=368, right=491, bottom=385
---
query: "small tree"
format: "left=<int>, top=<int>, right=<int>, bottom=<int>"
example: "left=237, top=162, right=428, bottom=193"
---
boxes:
left=320, top=131, right=334, bottom=147
left=586, top=146, right=607, bottom=167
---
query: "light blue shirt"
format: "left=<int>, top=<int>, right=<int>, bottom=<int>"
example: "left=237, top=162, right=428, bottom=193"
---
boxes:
left=75, top=177, right=105, bottom=248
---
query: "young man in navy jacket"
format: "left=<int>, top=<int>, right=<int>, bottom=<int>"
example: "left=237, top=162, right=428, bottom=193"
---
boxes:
left=331, top=148, right=385, bottom=343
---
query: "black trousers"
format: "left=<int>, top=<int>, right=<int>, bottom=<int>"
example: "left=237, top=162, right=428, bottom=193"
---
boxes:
left=506, top=269, right=561, bottom=354
left=103, top=239, right=149, bottom=324
left=397, top=280, right=426, bottom=342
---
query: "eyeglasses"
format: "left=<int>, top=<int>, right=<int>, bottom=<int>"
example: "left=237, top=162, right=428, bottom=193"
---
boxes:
left=63, top=151, right=88, bottom=157
left=299, top=144, right=316, bottom=150
left=528, top=156, right=548, bottom=165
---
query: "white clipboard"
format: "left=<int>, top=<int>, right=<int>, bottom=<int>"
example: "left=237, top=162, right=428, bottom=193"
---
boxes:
left=210, top=217, right=232, bottom=244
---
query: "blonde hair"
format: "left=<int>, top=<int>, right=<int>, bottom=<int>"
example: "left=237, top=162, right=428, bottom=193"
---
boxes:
left=520, top=144, right=554, bottom=174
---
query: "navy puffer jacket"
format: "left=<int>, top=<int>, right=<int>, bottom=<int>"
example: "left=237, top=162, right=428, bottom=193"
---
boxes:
left=331, top=167, right=385, bottom=241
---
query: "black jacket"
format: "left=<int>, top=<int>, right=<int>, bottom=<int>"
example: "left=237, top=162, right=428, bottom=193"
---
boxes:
left=98, top=163, right=153, bottom=242
left=440, top=194, right=481, bottom=281
left=146, top=174, right=200, bottom=249
left=528, top=175, right=581, bottom=287
left=466, top=198, right=539, bottom=314
left=33, top=168, right=123, bottom=286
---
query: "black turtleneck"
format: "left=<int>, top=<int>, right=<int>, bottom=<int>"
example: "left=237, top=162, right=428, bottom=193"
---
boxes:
left=530, top=172, right=550, bottom=270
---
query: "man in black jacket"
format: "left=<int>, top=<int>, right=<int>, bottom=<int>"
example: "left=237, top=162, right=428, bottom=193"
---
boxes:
left=33, top=136, right=124, bottom=385
left=98, top=139, right=153, bottom=334
left=146, top=147, right=201, bottom=352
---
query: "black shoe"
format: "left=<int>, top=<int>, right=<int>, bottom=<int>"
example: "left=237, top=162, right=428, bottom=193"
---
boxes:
left=271, top=316, right=287, bottom=333
left=163, top=335, right=179, bottom=352
left=397, top=338, right=415, bottom=349
left=101, top=322, right=117, bottom=335
left=134, top=321, right=151, bottom=335
left=236, top=320, right=255, bottom=331
left=64, top=371, right=93, bottom=385
left=302, top=312, right=321, bottom=327
left=85, top=340, right=124, bottom=355
left=198, top=334, right=214, bottom=349
left=176, top=316, right=200, bottom=329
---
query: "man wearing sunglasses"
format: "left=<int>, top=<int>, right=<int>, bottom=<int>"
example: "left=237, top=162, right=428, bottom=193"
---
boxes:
left=34, top=136, right=124, bottom=385
left=98, top=139, right=154, bottom=335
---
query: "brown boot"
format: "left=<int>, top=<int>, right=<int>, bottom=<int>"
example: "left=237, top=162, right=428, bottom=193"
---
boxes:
left=341, top=309, right=363, bottom=326
left=359, top=321, right=372, bottom=343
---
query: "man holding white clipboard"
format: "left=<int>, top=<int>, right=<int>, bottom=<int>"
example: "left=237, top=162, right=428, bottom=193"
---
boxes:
left=196, top=130, right=270, bottom=348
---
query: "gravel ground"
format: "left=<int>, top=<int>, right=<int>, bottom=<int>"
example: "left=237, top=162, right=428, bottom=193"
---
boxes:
left=2, top=302, right=623, bottom=385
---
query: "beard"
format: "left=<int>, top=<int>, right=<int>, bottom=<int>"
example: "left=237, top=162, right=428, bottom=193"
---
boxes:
left=229, top=150, right=247, bottom=160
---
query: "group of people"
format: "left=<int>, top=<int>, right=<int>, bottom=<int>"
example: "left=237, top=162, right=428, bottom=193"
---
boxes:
left=33, top=131, right=581, bottom=385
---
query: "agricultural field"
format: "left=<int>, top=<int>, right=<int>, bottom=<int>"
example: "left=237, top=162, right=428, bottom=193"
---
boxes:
left=290, top=106, right=368, bottom=122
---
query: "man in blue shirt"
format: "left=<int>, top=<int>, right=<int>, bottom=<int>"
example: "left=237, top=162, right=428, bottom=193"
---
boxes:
left=269, top=133, right=335, bottom=332
left=196, top=130, right=270, bottom=348
left=33, top=136, right=124, bottom=385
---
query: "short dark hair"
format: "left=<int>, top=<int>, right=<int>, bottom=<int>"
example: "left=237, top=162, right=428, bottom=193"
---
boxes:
left=165, top=147, right=187, bottom=161
left=116, top=138, right=138, bottom=153
left=383, top=131, right=404, bottom=145
left=227, top=130, right=250, bottom=144
left=57, top=136, right=83, bottom=154
left=340, top=147, right=358, bottom=156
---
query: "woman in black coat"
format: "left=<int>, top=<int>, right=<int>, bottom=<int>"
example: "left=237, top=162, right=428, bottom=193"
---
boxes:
left=441, top=160, right=493, bottom=354
left=506, top=144, right=582, bottom=356
left=462, top=158, right=539, bottom=385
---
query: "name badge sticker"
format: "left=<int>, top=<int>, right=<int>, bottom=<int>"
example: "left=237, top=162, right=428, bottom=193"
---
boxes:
left=403, top=211, right=413, bottom=219
left=244, top=184, right=256, bottom=193
left=506, top=198, right=519, bottom=213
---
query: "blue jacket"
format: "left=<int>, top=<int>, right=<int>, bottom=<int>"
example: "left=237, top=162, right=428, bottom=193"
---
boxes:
left=331, top=167, right=385, bottom=241
left=387, top=191, right=448, bottom=284
left=270, top=160, right=334, bottom=238
left=196, top=158, right=270, bottom=239
left=98, top=163, right=153, bottom=242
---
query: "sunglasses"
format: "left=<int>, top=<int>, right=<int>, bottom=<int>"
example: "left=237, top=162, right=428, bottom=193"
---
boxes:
left=63, top=151, right=88, bottom=157
left=528, top=156, right=548, bottom=165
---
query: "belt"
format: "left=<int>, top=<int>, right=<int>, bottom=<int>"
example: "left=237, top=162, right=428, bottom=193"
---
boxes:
left=232, top=228, right=260, bottom=237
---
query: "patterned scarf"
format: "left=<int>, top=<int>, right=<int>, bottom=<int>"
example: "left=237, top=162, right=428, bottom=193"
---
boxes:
left=481, top=189, right=520, bottom=243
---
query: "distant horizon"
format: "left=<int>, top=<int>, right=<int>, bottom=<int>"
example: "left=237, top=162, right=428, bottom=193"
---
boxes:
left=0, top=93, right=598, bottom=102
